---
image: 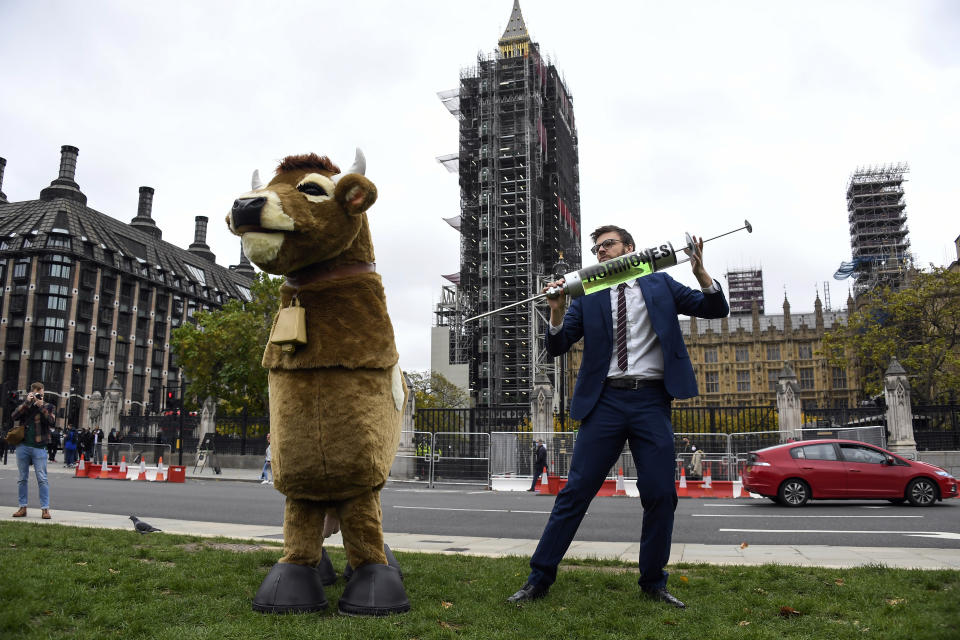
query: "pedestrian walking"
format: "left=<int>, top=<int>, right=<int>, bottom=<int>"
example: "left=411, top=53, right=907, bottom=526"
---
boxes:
left=528, top=439, right=548, bottom=491
left=260, top=433, right=272, bottom=484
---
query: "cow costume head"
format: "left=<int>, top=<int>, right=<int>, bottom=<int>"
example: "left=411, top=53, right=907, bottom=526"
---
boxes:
left=227, top=149, right=377, bottom=274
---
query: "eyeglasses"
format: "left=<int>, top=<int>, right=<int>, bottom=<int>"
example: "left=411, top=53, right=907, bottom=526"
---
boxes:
left=590, top=238, right=623, bottom=255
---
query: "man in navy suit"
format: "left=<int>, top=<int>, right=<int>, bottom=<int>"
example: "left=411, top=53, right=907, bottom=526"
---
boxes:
left=507, top=224, right=728, bottom=608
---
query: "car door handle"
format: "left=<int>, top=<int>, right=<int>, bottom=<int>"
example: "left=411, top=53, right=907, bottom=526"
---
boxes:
left=849, top=469, right=861, bottom=472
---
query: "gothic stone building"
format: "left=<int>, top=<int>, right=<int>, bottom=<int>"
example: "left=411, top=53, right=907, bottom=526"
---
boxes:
left=675, top=295, right=861, bottom=410
left=0, top=146, right=254, bottom=428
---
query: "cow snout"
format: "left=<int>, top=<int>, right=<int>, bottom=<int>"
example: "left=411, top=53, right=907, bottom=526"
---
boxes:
left=231, top=196, right=267, bottom=231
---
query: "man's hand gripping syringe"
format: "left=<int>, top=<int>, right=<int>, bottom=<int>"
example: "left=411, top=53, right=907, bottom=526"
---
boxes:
left=464, top=220, right=752, bottom=324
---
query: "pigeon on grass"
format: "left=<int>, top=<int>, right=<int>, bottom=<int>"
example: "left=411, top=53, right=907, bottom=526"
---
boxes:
left=130, top=515, right=162, bottom=534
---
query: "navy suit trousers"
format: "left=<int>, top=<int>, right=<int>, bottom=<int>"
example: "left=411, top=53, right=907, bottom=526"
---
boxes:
left=527, top=384, right=678, bottom=590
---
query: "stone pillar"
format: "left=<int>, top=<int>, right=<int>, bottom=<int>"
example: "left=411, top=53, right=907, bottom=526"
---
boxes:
left=884, top=357, right=917, bottom=455
left=531, top=372, right=554, bottom=444
left=776, top=363, right=802, bottom=441
left=86, top=390, right=103, bottom=430
left=101, top=378, right=123, bottom=435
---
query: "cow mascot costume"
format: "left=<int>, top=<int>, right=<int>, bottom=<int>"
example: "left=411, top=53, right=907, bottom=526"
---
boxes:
left=228, top=149, right=409, bottom=616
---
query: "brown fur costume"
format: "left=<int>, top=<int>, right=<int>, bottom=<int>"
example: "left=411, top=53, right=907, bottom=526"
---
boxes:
left=228, top=151, right=408, bottom=614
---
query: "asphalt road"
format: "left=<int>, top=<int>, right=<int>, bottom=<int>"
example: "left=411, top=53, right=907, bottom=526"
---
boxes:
left=2, top=470, right=957, bottom=548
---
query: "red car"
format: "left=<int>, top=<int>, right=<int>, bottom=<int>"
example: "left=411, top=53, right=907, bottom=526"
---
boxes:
left=742, top=439, right=958, bottom=507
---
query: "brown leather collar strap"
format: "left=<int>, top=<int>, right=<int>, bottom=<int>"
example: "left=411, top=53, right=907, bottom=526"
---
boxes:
left=285, top=262, right=376, bottom=289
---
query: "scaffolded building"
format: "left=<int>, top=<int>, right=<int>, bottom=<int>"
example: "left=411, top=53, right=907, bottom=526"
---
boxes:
left=725, top=267, right=764, bottom=315
left=846, top=163, right=912, bottom=296
left=435, top=1, right=581, bottom=408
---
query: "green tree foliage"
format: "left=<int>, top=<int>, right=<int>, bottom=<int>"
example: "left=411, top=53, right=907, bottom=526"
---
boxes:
left=406, top=370, right=468, bottom=409
left=822, top=267, right=960, bottom=404
left=170, top=273, right=282, bottom=415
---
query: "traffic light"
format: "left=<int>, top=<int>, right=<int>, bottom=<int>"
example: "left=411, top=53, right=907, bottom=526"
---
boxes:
left=165, top=389, right=179, bottom=411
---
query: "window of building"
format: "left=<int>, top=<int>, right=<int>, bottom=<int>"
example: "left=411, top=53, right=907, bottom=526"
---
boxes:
left=93, top=365, right=108, bottom=391
left=153, top=350, right=165, bottom=367
left=46, top=234, right=71, bottom=249
left=236, top=286, right=251, bottom=302
left=703, top=347, right=718, bottom=363
left=101, top=275, right=116, bottom=296
left=831, top=367, right=847, bottom=389
left=768, top=369, right=780, bottom=392
left=134, top=345, right=147, bottom=363
left=766, top=344, right=780, bottom=361
left=44, top=255, right=72, bottom=279
left=13, top=258, right=30, bottom=280
left=114, top=341, right=129, bottom=361
left=736, top=370, right=751, bottom=392
left=45, top=284, right=69, bottom=312
left=735, top=345, right=749, bottom=362
left=705, top=371, right=719, bottom=393
left=30, top=353, right=64, bottom=390
left=184, top=264, right=207, bottom=285
left=96, top=337, right=112, bottom=356
left=81, top=269, right=97, bottom=289
left=798, top=343, right=813, bottom=359
left=799, top=367, right=815, bottom=390
left=36, top=316, right=66, bottom=343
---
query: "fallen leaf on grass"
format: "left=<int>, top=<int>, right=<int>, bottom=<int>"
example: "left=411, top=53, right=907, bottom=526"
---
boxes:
left=740, top=542, right=749, bottom=549
left=438, top=621, right=463, bottom=631
left=678, top=575, right=689, bottom=583
left=662, top=620, right=677, bottom=625
left=885, top=598, right=905, bottom=606
left=779, top=606, right=802, bottom=618
left=75, top=562, right=87, bottom=566
left=108, top=568, right=119, bottom=574
left=834, top=578, right=845, bottom=586
left=440, top=601, right=453, bottom=609
left=738, top=621, right=750, bottom=626
left=754, top=587, right=767, bottom=595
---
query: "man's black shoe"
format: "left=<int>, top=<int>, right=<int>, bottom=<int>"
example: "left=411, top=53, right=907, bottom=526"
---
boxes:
left=641, top=587, right=685, bottom=609
left=525, top=488, right=535, bottom=492
left=507, top=583, right=548, bottom=603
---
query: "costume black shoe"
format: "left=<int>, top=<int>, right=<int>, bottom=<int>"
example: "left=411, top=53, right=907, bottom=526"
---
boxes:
left=507, top=583, right=549, bottom=603
left=343, top=543, right=402, bottom=582
left=316, top=548, right=337, bottom=586
left=338, top=563, right=410, bottom=616
left=252, top=562, right=328, bottom=613
left=641, top=586, right=685, bottom=609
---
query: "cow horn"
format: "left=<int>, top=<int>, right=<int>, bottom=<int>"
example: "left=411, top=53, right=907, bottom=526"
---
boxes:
left=251, top=170, right=264, bottom=191
left=332, top=148, right=366, bottom=184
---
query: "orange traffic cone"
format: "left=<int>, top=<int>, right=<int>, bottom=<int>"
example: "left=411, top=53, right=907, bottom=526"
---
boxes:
left=677, top=464, right=688, bottom=497
left=136, top=458, right=147, bottom=481
left=614, top=467, right=627, bottom=496
left=75, top=454, right=87, bottom=478
left=155, top=457, right=166, bottom=482
left=119, top=456, right=127, bottom=476
left=99, top=458, right=110, bottom=479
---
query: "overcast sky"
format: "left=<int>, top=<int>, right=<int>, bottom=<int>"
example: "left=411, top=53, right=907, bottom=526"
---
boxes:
left=2, top=1, right=958, bottom=373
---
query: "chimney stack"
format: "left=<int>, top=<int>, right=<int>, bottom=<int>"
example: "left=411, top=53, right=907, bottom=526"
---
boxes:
left=233, top=246, right=256, bottom=278
left=129, top=186, right=162, bottom=239
left=40, top=145, right=87, bottom=205
left=188, top=215, right=216, bottom=263
left=0, top=157, right=7, bottom=203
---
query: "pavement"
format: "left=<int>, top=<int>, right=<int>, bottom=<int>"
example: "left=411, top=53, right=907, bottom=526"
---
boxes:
left=13, top=461, right=960, bottom=571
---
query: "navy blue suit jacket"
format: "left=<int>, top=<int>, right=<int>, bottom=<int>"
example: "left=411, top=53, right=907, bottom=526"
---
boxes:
left=546, top=271, right=729, bottom=421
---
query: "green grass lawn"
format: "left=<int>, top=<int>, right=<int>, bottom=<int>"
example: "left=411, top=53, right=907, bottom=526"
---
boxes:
left=0, top=522, right=957, bottom=639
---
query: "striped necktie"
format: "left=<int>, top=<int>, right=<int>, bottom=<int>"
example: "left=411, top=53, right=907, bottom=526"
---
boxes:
left=616, top=283, right=628, bottom=372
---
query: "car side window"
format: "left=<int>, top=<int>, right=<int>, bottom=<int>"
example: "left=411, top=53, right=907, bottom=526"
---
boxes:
left=840, top=444, right=886, bottom=464
left=796, top=444, right=838, bottom=461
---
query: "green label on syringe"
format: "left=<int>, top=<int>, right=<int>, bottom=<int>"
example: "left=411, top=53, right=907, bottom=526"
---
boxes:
left=580, top=253, right=655, bottom=295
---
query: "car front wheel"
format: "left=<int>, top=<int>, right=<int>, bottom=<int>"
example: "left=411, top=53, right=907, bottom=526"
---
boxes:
left=777, top=479, right=810, bottom=507
left=907, top=478, right=938, bottom=507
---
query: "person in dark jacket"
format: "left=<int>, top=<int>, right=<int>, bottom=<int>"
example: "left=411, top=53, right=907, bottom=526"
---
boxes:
left=11, top=382, right=56, bottom=519
left=528, top=439, right=548, bottom=491
left=63, top=426, right=78, bottom=467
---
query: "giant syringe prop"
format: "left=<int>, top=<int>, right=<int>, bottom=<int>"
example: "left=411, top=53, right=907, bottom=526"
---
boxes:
left=464, top=220, right=752, bottom=323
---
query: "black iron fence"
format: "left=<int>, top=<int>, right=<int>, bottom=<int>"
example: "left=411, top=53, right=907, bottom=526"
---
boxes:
left=672, top=406, right=779, bottom=433
left=415, top=407, right=532, bottom=433
left=913, top=405, right=960, bottom=451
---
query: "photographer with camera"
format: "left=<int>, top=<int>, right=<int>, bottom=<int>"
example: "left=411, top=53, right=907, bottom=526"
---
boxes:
left=10, top=382, right=55, bottom=519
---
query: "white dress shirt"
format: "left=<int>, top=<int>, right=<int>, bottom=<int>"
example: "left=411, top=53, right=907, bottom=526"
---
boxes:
left=550, top=279, right=719, bottom=380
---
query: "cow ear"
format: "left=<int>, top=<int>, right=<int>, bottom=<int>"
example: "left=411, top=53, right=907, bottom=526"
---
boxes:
left=335, top=175, right=377, bottom=214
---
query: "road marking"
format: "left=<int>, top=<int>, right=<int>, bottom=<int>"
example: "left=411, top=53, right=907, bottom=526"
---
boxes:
left=693, top=514, right=922, bottom=519
left=700, top=503, right=755, bottom=507
left=393, top=505, right=552, bottom=514
left=720, top=528, right=960, bottom=539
